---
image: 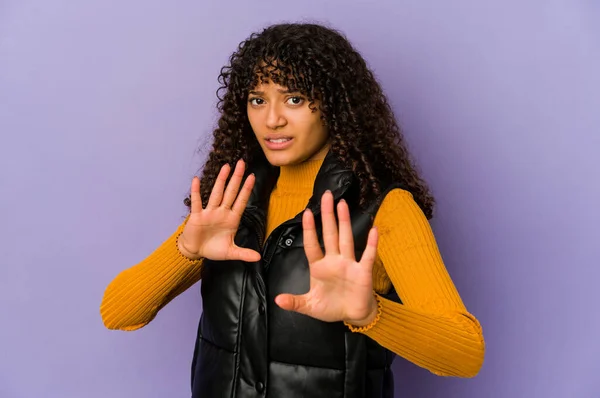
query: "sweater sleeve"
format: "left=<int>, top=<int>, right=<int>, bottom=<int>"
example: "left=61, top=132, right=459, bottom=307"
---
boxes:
left=362, top=189, right=485, bottom=377
left=100, top=217, right=203, bottom=331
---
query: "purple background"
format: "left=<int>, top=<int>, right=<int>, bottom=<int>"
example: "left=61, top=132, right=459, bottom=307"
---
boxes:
left=1, top=1, right=599, bottom=397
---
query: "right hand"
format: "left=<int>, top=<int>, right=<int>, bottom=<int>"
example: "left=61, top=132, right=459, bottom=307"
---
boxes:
left=178, top=159, right=260, bottom=262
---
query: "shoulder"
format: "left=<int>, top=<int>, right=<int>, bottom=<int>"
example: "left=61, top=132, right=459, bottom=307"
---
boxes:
left=373, top=188, right=435, bottom=245
left=375, top=188, right=423, bottom=219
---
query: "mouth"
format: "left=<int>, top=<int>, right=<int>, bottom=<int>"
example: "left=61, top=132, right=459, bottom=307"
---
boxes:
left=264, top=135, right=294, bottom=150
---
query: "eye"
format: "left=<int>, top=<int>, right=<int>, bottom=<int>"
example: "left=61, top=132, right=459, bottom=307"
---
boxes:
left=249, top=97, right=265, bottom=106
left=286, top=96, right=304, bottom=105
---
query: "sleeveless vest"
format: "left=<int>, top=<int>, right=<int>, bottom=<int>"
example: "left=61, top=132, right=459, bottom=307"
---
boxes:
left=191, top=151, right=403, bottom=397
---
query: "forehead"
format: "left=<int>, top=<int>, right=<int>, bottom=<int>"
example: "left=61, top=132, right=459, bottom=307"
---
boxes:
left=249, top=80, right=296, bottom=94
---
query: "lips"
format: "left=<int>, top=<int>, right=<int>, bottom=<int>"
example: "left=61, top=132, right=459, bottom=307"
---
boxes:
left=265, top=134, right=292, bottom=141
left=264, top=135, right=294, bottom=150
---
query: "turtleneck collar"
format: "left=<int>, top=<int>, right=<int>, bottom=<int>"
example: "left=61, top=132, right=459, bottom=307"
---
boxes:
left=274, top=158, right=325, bottom=195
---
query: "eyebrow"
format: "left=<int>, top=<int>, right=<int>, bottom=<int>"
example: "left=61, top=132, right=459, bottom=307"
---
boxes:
left=248, top=88, right=299, bottom=95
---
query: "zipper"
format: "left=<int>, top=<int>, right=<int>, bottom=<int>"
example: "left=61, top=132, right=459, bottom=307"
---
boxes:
left=242, top=211, right=265, bottom=253
left=261, top=228, right=283, bottom=269
left=241, top=212, right=268, bottom=303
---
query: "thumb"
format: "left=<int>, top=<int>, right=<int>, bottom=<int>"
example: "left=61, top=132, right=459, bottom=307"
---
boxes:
left=230, top=245, right=261, bottom=262
left=275, top=294, right=310, bottom=315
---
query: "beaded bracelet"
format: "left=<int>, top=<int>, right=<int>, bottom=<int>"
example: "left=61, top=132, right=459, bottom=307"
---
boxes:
left=344, top=292, right=383, bottom=333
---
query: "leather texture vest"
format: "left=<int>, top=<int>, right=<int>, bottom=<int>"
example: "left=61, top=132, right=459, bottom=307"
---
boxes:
left=190, top=151, right=403, bottom=398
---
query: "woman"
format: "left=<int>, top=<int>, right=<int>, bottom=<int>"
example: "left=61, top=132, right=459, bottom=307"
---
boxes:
left=101, top=22, right=485, bottom=397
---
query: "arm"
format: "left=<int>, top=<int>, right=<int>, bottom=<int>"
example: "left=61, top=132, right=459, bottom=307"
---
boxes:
left=100, top=161, right=260, bottom=331
left=100, top=217, right=203, bottom=331
left=363, top=189, right=485, bottom=377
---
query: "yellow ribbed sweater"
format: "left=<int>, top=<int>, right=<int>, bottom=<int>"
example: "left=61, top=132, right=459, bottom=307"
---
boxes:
left=100, top=158, right=485, bottom=377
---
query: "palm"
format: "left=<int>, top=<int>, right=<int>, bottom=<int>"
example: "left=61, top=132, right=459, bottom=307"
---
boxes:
left=302, top=256, right=375, bottom=322
left=184, top=211, right=244, bottom=260
left=179, top=160, right=260, bottom=263
left=275, top=192, right=379, bottom=325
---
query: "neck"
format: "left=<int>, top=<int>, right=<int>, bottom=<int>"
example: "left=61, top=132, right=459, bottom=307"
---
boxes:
left=275, top=158, right=325, bottom=194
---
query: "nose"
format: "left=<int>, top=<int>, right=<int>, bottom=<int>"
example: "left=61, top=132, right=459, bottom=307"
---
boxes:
left=266, top=103, right=287, bottom=130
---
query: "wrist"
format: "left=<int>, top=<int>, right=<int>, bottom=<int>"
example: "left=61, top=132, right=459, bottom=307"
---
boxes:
left=177, top=233, right=201, bottom=260
left=346, top=293, right=380, bottom=328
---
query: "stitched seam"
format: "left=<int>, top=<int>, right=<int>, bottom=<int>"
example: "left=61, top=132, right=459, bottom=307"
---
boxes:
left=269, top=359, right=345, bottom=371
left=199, top=336, right=236, bottom=354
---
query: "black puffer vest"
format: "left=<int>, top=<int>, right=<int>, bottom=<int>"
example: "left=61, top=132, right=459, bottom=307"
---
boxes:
left=191, top=152, right=403, bottom=398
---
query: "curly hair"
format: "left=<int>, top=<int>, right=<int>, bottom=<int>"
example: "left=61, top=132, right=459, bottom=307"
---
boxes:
left=185, top=22, right=435, bottom=219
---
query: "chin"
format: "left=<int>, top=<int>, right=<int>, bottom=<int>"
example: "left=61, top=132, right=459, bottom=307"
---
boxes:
left=263, top=152, right=302, bottom=167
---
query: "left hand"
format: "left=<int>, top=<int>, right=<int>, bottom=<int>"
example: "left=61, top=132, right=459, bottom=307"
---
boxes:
left=275, top=190, right=379, bottom=327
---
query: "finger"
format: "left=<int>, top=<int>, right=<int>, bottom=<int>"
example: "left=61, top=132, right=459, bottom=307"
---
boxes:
left=221, top=159, right=245, bottom=209
left=359, top=227, right=379, bottom=270
left=303, top=209, right=324, bottom=263
left=231, top=173, right=256, bottom=215
left=337, top=199, right=355, bottom=260
left=206, top=163, right=231, bottom=209
left=275, top=293, right=310, bottom=316
left=229, top=245, right=261, bottom=262
left=320, top=191, right=339, bottom=255
left=190, top=176, right=203, bottom=214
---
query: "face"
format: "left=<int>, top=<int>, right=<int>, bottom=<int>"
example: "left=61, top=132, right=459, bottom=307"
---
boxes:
left=247, top=81, right=329, bottom=167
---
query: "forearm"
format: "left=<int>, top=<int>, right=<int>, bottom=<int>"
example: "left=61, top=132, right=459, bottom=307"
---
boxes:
left=100, top=221, right=203, bottom=331
left=363, top=296, right=485, bottom=377
left=367, top=189, right=485, bottom=377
